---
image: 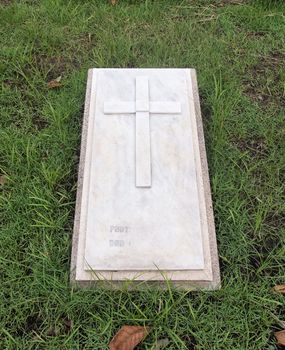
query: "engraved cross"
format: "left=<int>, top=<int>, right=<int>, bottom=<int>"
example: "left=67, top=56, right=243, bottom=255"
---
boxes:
left=104, top=76, right=181, bottom=188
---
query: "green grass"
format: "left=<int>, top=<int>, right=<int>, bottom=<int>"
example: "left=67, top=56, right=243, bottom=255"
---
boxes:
left=1, top=0, right=285, bottom=348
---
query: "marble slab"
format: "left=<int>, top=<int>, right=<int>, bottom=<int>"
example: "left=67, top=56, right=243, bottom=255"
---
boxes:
left=70, top=68, right=220, bottom=289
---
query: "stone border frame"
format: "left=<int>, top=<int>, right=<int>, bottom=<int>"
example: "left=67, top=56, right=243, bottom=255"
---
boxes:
left=70, top=69, right=220, bottom=290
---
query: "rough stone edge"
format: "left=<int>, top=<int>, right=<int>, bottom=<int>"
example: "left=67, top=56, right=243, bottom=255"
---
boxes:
left=190, top=69, right=221, bottom=290
left=70, top=69, right=221, bottom=290
left=70, top=69, right=93, bottom=287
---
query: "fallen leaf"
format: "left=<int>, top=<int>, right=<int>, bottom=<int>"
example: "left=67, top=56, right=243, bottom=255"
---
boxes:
left=110, top=0, right=117, bottom=5
left=273, top=285, right=285, bottom=294
left=275, top=330, right=285, bottom=346
left=109, top=325, right=149, bottom=350
left=0, top=175, right=7, bottom=185
left=47, top=76, right=62, bottom=89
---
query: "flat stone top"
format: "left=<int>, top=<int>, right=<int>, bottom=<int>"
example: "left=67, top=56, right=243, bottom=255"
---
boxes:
left=83, top=68, right=206, bottom=271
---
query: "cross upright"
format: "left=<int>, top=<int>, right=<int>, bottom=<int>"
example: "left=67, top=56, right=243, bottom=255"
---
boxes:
left=104, top=76, right=181, bottom=188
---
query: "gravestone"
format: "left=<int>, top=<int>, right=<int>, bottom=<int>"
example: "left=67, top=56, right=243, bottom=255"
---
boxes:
left=70, top=68, right=220, bottom=289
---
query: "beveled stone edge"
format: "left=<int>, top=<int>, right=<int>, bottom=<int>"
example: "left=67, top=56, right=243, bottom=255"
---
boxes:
left=70, top=68, right=221, bottom=290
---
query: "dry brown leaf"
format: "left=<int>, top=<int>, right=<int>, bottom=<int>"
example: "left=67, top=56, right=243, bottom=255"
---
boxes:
left=110, top=0, right=118, bottom=5
left=109, top=325, right=149, bottom=350
left=273, top=285, right=285, bottom=294
left=47, top=76, right=62, bottom=89
left=275, top=330, right=285, bottom=346
left=0, top=175, right=7, bottom=185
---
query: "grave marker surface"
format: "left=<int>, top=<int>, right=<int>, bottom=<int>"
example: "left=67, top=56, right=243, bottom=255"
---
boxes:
left=71, top=68, right=220, bottom=289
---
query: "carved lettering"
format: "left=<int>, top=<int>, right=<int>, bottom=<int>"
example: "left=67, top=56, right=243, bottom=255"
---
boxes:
left=109, top=240, right=125, bottom=247
left=110, top=226, right=129, bottom=233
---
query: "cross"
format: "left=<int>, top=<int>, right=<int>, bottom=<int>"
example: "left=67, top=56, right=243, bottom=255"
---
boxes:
left=104, top=76, right=181, bottom=188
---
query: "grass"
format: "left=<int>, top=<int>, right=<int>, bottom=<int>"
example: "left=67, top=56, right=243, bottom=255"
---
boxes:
left=1, top=0, right=285, bottom=348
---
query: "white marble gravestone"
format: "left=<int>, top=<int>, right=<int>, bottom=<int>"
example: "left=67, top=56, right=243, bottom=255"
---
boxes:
left=71, top=68, right=220, bottom=289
